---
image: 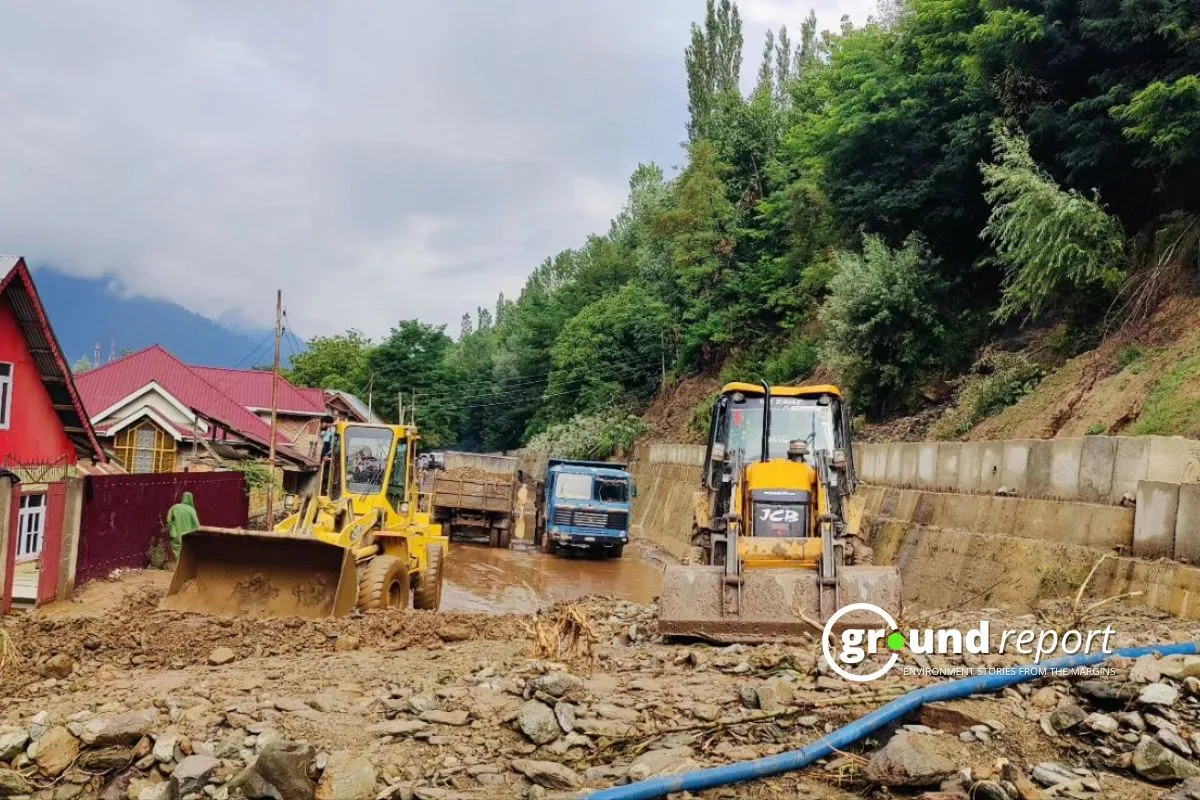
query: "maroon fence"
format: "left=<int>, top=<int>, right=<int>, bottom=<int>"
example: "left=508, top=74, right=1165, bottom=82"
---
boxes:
left=76, top=472, right=249, bottom=585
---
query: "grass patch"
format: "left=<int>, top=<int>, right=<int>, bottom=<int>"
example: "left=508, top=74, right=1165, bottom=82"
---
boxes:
left=1085, top=423, right=1105, bottom=435
left=1116, top=346, right=1143, bottom=371
left=1130, top=349, right=1200, bottom=436
left=1038, top=565, right=1085, bottom=599
left=931, top=354, right=1047, bottom=439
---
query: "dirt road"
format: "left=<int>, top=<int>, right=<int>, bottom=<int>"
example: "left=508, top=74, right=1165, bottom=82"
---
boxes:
left=442, top=543, right=665, bottom=614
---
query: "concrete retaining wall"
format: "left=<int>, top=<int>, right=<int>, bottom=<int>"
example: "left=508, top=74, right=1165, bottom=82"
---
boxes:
left=857, top=485, right=1200, bottom=619
left=857, top=435, right=1200, bottom=505
left=627, top=443, right=706, bottom=558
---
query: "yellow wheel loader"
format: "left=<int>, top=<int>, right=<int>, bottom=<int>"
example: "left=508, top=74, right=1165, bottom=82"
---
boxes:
left=658, top=382, right=902, bottom=643
left=161, top=421, right=448, bottom=618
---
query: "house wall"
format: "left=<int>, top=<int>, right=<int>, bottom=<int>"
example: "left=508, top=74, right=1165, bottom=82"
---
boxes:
left=0, top=299, right=76, bottom=466
left=254, top=413, right=321, bottom=459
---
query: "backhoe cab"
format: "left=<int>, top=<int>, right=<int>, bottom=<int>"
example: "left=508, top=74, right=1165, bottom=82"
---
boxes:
left=657, top=382, right=902, bottom=642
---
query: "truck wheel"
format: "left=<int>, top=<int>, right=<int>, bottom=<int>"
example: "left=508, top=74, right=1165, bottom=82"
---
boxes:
left=608, top=544, right=624, bottom=559
left=489, top=528, right=501, bottom=548
left=499, top=528, right=511, bottom=548
left=541, top=531, right=555, bottom=556
left=682, top=546, right=706, bottom=566
left=414, top=543, right=444, bottom=610
left=359, top=555, right=410, bottom=610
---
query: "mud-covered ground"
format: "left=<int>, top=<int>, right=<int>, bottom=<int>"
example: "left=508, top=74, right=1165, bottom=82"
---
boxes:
left=4, top=566, right=1200, bottom=800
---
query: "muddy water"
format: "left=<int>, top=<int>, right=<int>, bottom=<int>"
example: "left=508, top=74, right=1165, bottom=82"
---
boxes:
left=441, top=543, right=666, bottom=614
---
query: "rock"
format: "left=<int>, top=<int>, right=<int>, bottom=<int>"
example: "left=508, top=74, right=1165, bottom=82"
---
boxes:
left=1049, top=704, right=1087, bottom=732
left=692, top=704, right=720, bottom=722
left=594, top=704, right=639, bottom=723
left=1074, top=681, right=1140, bottom=704
left=208, top=648, right=236, bottom=666
left=407, top=694, right=440, bottom=714
left=574, top=718, right=635, bottom=738
left=1141, top=682, right=1180, bottom=707
left=436, top=625, right=472, bottom=643
left=418, top=710, right=469, bottom=727
left=78, top=746, right=135, bottom=770
left=33, top=727, right=80, bottom=777
left=81, top=709, right=158, bottom=746
left=1186, top=677, right=1200, bottom=698
left=1136, top=737, right=1200, bottom=782
left=738, top=685, right=759, bottom=709
left=137, top=781, right=179, bottom=800
left=864, top=733, right=957, bottom=787
left=0, top=769, right=32, bottom=797
left=1131, top=654, right=1163, bottom=683
left=755, top=679, right=795, bottom=713
left=1163, top=777, right=1200, bottom=800
left=368, top=720, right=428, bottom=737
left=0, top=730, right=29, bottom=761
left=554, top=703, right=576, bottom=733
left=517, top=701, right=560, bottom=745
left=1031, top=763, right=1079, bottom=787
left=332, top=635, right=360, bottom=652
left=274, top=698, right=308, bottom=713
left=154, top=731, right=179, bottom=763
left=174, top=756, right=219, bottom=796
left=1160, top=729, right=1195, bottom=757
left=627, top=747, right=697, bottom=781
left=99, top=767, right=141, bottom=800
left=41, top=654, right=75, bottom=679
left=1116, top=711, right=1146, bottom=731
left=1030, top=687, right=1058, bottom=709
left=525, top=672, right=585, bottom=702
left=1084, top=713, right=1119, bottom=735
left=229, top=742, right=317, bottom=800
left=316, top=752, right=376, bottom=800
left=969, top=781, right=1009, bottom=800
left=510, top=760, right=580, bottom=790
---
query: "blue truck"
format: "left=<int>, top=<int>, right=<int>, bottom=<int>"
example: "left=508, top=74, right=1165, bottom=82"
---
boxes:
left=533, top=459, right=635, bottom=558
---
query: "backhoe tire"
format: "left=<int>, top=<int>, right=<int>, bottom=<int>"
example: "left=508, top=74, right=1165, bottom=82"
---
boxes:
left=682, top=546, right=706, bottom=566
left=414, top=543, right=445, bottom=611
left=359, top=555, right=410, bottom=610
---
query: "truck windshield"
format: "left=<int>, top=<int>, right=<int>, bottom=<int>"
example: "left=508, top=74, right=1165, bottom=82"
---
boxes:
left=727, top=396, right=835, bottom=462
left=555, top=473, right=593, bottom=500
left=345, top=426, right=393, bottom=495
left=596, top=478, right=629, bottom=503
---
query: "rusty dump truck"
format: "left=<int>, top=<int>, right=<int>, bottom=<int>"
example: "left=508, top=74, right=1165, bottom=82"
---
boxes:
left=429, top=452, right=519, bottom=548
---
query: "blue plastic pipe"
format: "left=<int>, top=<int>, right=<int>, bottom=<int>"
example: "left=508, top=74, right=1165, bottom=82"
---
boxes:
left=587, top=641, right=1199, bottom=800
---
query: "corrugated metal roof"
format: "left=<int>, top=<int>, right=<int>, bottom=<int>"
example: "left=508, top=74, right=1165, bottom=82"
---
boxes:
left=75, top=345, right=313, bottom=466
left=190, top=366, right=327, bottom=415
left=0, top=256, right=21, bottom=273
left=326, top=390, right=384, bottom=423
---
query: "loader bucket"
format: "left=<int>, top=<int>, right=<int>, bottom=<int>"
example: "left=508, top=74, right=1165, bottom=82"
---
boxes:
left=160, top=527, right=359, bottom=618
left=657, top=564, right=903, bottom=644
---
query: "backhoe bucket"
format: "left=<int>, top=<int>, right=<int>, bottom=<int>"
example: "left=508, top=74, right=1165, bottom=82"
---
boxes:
left=657, top=564, right=903, bottom=644
left=160, top=527, right=359, bottom=618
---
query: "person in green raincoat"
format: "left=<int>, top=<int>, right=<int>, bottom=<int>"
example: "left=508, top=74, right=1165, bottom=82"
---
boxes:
left=165, top=492, right=200, bottom=560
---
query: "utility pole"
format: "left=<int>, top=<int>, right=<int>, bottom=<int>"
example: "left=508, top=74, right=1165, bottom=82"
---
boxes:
left=265, top=290, right=282, bottom=528
left=660, top=329, right=667, bottom=390
left=93, top=342, right=101, bottom=366
left=397, top=392, right=404, bottom=426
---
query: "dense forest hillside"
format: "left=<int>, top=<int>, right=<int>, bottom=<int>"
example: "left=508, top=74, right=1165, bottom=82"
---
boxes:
left=286, top=0, right=1200, bottom=455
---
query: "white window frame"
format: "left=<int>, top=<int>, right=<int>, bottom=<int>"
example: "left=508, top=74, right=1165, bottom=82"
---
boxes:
left=16, top=492, right=45, bottom=561
left=0, top=361, right=12, bottom=430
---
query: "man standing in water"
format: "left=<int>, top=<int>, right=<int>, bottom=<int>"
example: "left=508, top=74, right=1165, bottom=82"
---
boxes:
left=165, top=491, right=200, bottom=561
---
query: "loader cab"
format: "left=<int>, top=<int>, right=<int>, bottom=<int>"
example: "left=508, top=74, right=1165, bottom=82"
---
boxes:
left=334, top=422, right=417, bottom=521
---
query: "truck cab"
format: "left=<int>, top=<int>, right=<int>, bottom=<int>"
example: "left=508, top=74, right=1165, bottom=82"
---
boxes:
left=536, top=459, right=634, bottom=558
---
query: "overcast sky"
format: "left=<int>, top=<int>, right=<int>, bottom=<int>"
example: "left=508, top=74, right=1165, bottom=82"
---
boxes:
left=0, top=0, right=872, bottom=340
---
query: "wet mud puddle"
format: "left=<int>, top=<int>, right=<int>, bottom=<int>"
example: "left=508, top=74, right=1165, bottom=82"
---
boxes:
left=441, top=543, right=665, bottom=614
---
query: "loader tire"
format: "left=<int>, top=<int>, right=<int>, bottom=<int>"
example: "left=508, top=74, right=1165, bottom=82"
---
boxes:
left=682, top=546, right=706, bottom=566
left=359, top=555, right=410, bottom=610
left=414, top=543, right=445, bottom=611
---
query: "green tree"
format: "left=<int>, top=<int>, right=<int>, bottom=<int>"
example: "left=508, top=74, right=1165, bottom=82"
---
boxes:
left=284, top=330, right=372, bottom=393
left=685, top=0, right=744, bottom=141
left=368, top=321, right=457, bottom=445
left=821, top=234, right=955, bottom=414
left=71, top=355, right=92, bottom=374
left=981, top=125, right=1126, bottom=321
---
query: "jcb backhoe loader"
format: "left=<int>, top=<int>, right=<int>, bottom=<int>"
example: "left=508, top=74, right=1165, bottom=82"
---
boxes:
left=658, top=382, right=902, bottom=642
left=161, top=421, right=448, bottom=618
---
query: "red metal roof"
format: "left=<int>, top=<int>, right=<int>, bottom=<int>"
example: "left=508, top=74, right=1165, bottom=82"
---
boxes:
left=0, top=258, right=105, bottom=463
left=75, top=345, right=313, bottom=466
left=189, top=366, right=327, bottom=416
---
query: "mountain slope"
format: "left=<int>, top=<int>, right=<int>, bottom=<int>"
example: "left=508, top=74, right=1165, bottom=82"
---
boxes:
left=31, top=267, right=282, bottom=368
